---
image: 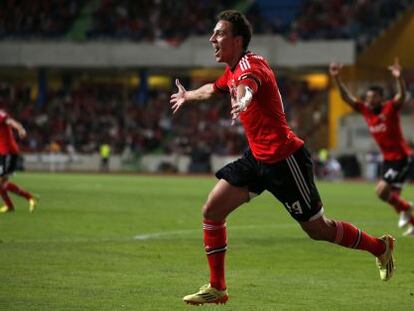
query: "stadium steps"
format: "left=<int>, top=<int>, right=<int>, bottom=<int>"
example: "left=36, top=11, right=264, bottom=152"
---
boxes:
left=66, top=0, right=100, bottom=41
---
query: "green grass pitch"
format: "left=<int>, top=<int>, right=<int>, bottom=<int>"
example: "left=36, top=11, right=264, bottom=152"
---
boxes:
left=1, top=172, right=413, bottom=310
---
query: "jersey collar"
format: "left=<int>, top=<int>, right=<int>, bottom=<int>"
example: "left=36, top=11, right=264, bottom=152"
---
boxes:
left=230, top=51, right=250, bottom=72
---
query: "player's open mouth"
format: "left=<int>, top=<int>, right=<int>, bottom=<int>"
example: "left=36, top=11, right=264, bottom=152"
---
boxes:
left=214, top=46, right=220, bottom=56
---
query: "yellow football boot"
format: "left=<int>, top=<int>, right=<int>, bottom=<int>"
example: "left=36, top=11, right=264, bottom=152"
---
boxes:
left=28, top=195, right=39, bottom=213
left=376, top=235, right=395, bottom=281
left=183, top=284, right=228, bottom=305
left=0, top=205, right=14, bottom=213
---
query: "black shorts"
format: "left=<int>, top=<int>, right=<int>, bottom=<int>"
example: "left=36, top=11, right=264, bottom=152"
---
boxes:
left=381, top=156, right=412, bottom=188
left=0, top=154, right=18, bottom=177
left=216, top=146, right=323, bottom=222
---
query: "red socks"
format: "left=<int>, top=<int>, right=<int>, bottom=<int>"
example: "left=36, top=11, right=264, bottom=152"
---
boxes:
left=0, top=189, right=14, bottom=209
left=203, top=219, right=227, bottom=290
left=5, top=182, right=32, bottom=200
left=334, top=221, right=385, bottom=257
left=202, top=218, right=387, bottom=290
left=388, top=191, right=411, bottom=213
left=0, top=182, right=33, bottom=210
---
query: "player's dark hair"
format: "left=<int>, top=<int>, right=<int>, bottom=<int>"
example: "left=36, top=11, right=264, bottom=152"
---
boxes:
left=368, top=85, right=384, bottom=97
left=217, top=10, right=252, bottom=51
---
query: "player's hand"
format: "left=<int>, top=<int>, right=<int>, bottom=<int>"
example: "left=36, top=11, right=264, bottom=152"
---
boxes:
left=230, top=96, right=247, bottom=125
left=170, top=79, right=187, bottom=114
left=230, top=101, right=248, bottom=116
left=329, top=62, right=343, bottom=76
left=231, top=110, right=240, bottom=126
left=17, top=127, right=27, bottom=139
left=230, top=97, right=238, bottom=125
left=388, top=57, right=401, bottom=78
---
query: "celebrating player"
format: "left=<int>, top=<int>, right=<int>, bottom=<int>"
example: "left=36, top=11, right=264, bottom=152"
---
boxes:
left=0, top=109, right=37, bottom=213
left=170, top=10, right=395, bottom=306
left=330, top=59, right=413, bottom=236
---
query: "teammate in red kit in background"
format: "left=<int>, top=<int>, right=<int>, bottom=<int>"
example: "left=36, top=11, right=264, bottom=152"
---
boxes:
left=0, top=109, right=37, bottom=213
left=330, top=59, right=414, bottom=236
left=170, top=10, right=396, bottom=306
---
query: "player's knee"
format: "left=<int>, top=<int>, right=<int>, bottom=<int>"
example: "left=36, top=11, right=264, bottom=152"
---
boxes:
left=202, top=202, right=223, bottom=221
left=303, top=227, right=326, bottom=241
left=202, top=203, right=211, bottom=218
left=302, top=222, right=332, bottom=241
left=303, top=230, right=319, bottom=240
left=375, top=185, right=389, bottom=201
left=302, top=218, right=335, bottom=241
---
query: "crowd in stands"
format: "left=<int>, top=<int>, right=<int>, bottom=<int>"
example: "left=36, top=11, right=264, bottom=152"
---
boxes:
left=87, top=0, right=239, bottom=45
left=0, top=0, right=84, bottom=39
left=289, top=0, right=412, bottom=49
left=0, top=75, right=326, bottom=158
left=1, top=71, right=414, bottom=176
left=2, top=70, right=414, bottom=160
left=1, top=0, right=412, bottom=49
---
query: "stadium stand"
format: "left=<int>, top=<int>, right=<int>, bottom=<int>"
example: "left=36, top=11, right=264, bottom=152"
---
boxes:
left=1, top=0, right=411, bottom=49
left=0, top=0, right=85, bottom=39
left=0, top=75, right=328, bottom=156
left=290, top=0, right=413, bottom=50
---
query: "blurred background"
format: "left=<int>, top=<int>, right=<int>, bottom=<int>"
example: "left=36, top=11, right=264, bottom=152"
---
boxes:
left=1, top=0, right=414, bottom=180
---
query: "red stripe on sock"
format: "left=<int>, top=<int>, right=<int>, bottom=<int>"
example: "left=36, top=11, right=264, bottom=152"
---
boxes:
left=203, top=219, right=227, bottom=290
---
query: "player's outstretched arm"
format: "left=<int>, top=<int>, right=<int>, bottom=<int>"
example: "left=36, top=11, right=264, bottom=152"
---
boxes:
left=170, top=79, right=216, bottom=114
left=6, top=117, right=26, bottom=139
left=329, top=62, right=358, bottom=109
left=230, top=84, right=254, bottom=125
left=388, top=57, right=406, bottom=108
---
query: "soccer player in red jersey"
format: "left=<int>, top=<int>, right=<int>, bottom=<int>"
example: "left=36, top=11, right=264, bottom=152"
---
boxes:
left=330, top=59, right=414, bottom=236
left=0, top=109, right=37, bottom=213
left=170, top=10, right=395, bottom=305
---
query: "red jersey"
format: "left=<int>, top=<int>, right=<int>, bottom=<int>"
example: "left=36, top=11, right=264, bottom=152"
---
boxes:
left=0, top=110, right=19, bottom=155
left=355, top=100, right=412, bottom=161
left=214, top=52, right=303, bottom=163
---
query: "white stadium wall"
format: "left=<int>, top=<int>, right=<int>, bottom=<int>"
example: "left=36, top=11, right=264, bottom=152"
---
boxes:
left=22, top=153, right=237, bottom=174
left=0, top=36, right=354, bottom=67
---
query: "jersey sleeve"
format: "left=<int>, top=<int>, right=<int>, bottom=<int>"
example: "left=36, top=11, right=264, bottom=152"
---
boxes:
left=234, top=58, right=264, bottom=94
left=213, top=67, right=230, bottom=95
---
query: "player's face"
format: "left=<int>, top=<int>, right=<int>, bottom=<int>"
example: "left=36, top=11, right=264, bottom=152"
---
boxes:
left=209, top=20, right=242, bottom=64
left=366, top=90, right=382, bottom=109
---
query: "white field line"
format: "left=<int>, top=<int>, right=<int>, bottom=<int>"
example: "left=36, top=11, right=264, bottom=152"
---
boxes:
left=133, top=219, right=392, bottom=241
left=2, top=224, right=296, bottom=244
left=133, top=223, right=298, bottom=240
left=3, top=221, right=387, bottom=244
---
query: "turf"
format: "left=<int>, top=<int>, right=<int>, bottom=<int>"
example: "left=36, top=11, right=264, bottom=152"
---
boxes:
left=0, top=172, right=413, bottom=311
